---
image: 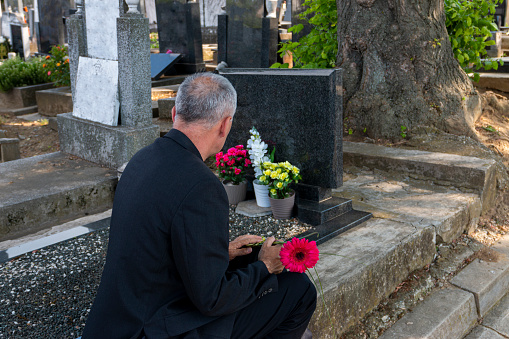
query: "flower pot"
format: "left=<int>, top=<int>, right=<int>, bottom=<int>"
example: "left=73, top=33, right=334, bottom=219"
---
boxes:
left=253, top=179, right=271, bottom=208
left=269, top=191, right=295, bottom=219
left=223, top=180, right=247, bottom=205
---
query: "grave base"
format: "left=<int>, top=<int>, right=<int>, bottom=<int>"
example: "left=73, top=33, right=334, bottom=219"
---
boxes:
left=58, top=112, right=159, bottom=169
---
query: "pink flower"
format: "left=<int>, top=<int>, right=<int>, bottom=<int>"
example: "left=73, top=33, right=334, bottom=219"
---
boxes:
left=245, top=159, right=251, bottom=165
left=221, top=170, right=226, bottom=173
left=215, top=152, right=223, bottom=160
left=234, top=168, right=241, bottom=175
left=166, top=49, right=172, bottom=54
left=223, top=155, right=229, bottom=162
left=47, top=71, right=51, bottom=76
left=227, top=160, right=235, bottom=166
left=280, top=238, right=320, bottom=274
left=235, top=145, right=244, bottom=149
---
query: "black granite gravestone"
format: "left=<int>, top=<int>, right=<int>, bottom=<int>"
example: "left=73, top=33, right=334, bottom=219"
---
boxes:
left=155, top=0, right=205, bottom=74
left=221, top=68, right=342, bottom=188
left=10, top=24, right=23, bottom=56
left=217, top=0, right=278, bottom=68
left=37, top=0, right=70, bottom=53
left=150, top=53, right=183, bottom=79
left=220, top=68, right=372, bottom=241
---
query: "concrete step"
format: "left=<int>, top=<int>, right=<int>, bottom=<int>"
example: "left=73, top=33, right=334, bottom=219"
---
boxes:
left=379, top=287, right=477, bottom=339
left=474, top=72, right=509, bottom=93
left=343, top=141, right=496, bottom=214
left=477, top=291, right=509, bottom=337
left=0, top=152, right=117, bottom=241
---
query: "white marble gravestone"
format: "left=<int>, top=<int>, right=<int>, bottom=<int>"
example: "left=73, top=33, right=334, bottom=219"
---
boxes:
left=73, top=57, right=120, bottom=126
left=85, top=0, right=119, bottom=60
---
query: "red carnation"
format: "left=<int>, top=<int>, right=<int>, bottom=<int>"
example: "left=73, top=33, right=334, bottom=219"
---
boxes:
left=280, top=238, right=319, bottom=273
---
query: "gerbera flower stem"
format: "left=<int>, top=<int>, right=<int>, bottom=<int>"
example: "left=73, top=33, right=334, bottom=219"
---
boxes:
left=309, top=267, right=334, bottom=334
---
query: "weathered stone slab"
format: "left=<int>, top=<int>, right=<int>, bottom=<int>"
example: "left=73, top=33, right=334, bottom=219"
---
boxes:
left=379, top=288, right=477, bottom=339
left=0, top=152, right=117, bottom=241
left=73, top=57, right=120, bottom=126
left=85, top=0, right=119, bottom=60
left=117, top=16, right=152, bottom=127
left=0, top=83, right=54, bottom=109
left=334, top=168, right=482, bottom=243
left=308, top=218, right=436, bottom=337
left=235, top=199, right=272, bottom=217
left=36, top=86, right=73, bottom=117
left=451, top=255, right=509, bottom=317
left=0, top=138, right=20, bottom=162
left=343, top=142, right=497, bottom=213
left=221, top=68, right=343, bottom=188
left=158, top=97, right=176, bottom=119
left=464, top=326, right=507, bottom=339
left=481, top=291, right=509, bottom=337
left=58, top=112, right=159, bottom=169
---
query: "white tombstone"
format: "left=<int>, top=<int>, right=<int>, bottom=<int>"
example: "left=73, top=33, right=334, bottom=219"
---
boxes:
left=73, top=57, right=120, bottom=126
left=1, top=13, right=10, bottom=41
left=85, top=0, right=119, bottom=60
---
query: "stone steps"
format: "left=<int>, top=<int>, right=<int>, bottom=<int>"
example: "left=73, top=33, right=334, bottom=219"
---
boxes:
left=0, top=152, right=117, bottom=241
left=376, top=234, right=509, bottom=339
left=307, top=142, right=498, bottom=337
left=474, top=72, right=509, bottom=93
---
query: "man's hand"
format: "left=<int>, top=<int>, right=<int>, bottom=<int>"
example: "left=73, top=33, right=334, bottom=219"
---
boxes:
left=229, top=234, right=263, bottom=261
left=258, top=237, right=284, bottom=274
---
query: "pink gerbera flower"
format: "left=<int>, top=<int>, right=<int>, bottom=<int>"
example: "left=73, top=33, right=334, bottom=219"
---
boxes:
left=280, top=238, right=319, bottom=273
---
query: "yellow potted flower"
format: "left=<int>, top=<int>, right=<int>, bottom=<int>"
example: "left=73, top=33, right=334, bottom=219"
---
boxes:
left=257, top=161, right=302, bottom=219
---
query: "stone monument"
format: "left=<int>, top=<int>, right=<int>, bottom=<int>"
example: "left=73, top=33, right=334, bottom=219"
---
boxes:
left=220, top=68, right=371, bottom=243
left=36, top=0, right=70, bottom=53
left=217, top=0, right=278, bottom=68
left=58, top=0, right=159, bottom=169
left=155, top=0, right=205, bottom=74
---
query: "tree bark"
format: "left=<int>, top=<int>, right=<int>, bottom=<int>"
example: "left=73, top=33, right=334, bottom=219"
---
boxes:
left=337, top=0, right=481, bottom=139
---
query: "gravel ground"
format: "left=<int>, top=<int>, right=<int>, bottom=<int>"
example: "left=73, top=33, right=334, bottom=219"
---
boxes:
left=0, top=206, right=312, bottom=338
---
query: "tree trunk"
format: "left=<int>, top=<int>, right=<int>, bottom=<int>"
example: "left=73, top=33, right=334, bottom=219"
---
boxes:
left=337, top=0, right=482, bottom=139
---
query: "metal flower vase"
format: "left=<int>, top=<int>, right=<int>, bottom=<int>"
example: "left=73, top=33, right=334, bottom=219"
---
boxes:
left=253, top=179, right=271, bottom=208
left=223, top=180, right=247, bottom=205
left=269, top=191, right=295, bottom=219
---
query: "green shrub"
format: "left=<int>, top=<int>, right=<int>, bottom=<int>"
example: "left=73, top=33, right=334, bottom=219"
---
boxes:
left=271, top=0, right=337, bottom=69
left=0, top=36, right=11, bottom=59
left=150, top=32, right=159, bottom=49
left=0, top=57, right=51, bottom=92
left=272, top=0, right=503, bottom=77
left=445, top=0, right=504, bottom=81
left=44, top=45, right=70, bottom=87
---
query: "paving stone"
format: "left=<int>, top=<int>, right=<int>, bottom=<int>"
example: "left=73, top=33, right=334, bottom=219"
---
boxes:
left=451, top=255, right=509, bottom=317
left=463, top=326, right=507, bottom=339
left=235, top=199, right=272, bottom=217
left=482, top=292, right=509, bottom=337
left=379, top=288, right=477, bottom=339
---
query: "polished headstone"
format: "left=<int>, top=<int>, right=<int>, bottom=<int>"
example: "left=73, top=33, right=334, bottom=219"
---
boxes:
left=221, top=68, right=343, bottom=188
left=155, top=0, right=205, bottom=73
left=73, top=57, right=119, bottom=126
left=37, top=0, right=70, bottom=53
left=150, top=53, right=183, bottom=80
left=85, top=0, right=119, bottom=60
left=218, top=0, right=278, bottom=67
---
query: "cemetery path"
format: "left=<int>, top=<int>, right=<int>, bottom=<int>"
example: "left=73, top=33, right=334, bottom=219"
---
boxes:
left=0, top=113, right=59, bottom=158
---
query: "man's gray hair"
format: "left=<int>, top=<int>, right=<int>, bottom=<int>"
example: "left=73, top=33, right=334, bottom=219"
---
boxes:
left=175, top=73, right=237, bottom=127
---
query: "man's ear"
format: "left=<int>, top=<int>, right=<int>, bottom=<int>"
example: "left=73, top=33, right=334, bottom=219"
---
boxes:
left=171, top=106, right=177, bottom=122
left=218, top=116, right=231, bottom=138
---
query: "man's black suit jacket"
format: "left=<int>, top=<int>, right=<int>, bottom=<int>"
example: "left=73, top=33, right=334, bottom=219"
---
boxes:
left=83, top=129, right=278, bottom=339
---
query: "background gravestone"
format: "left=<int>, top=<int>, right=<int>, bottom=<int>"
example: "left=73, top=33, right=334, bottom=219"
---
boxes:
left=37, top=0, right=70, bottom=53
left=155, top=0, right=205, bottom=74
left=220, top=68, right=343, bottom=188
left=58, top=0, right=158, bottom=169
left=217, top=0, right=278, bottom=68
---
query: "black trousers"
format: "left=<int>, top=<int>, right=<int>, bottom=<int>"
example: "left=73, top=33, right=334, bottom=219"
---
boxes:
left=228, top=248, right=317, bottom=339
